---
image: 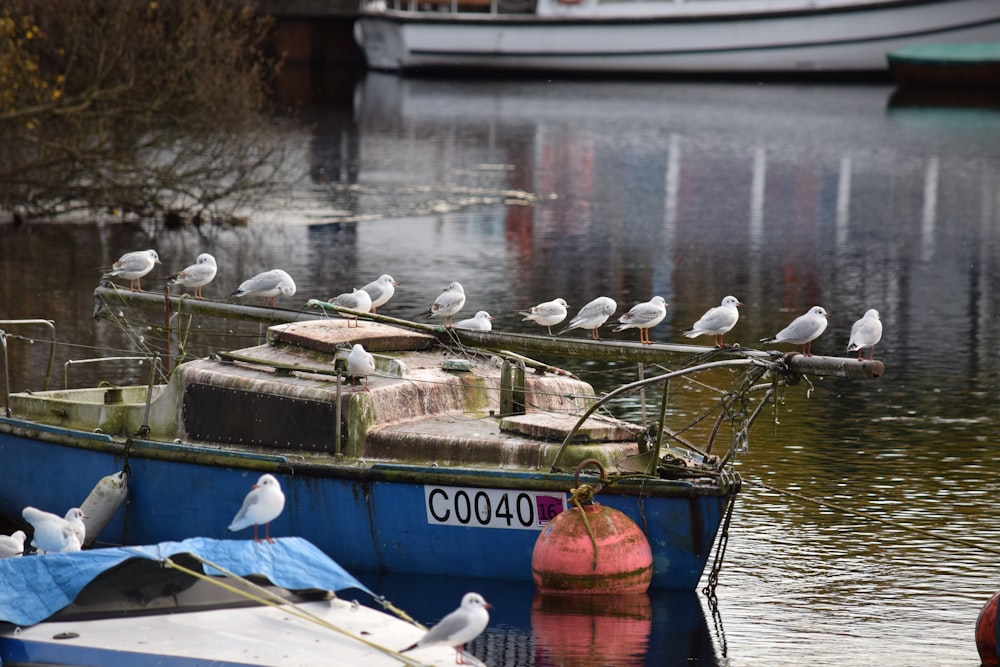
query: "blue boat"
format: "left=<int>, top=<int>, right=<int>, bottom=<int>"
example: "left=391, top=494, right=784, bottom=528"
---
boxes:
left=0, top=288, right=882, bottom=591
left=0, top=536, right=484, bottom=666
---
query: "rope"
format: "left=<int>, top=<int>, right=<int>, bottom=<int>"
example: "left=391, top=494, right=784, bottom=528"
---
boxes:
left=166, top=554, right=427, bottom=666
left=749, top=478, right=1000, bottom=557
left=702, top=491, right=737, bottom=600
left=568, top=483, right=600, bottom=569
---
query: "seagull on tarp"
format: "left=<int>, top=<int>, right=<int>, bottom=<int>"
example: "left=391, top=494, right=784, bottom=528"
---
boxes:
left=228, top=474, right=286, bottom=544
left=424, top=282, right=466, bottom=327
left=103, top=249, right=160, bottom=291
left=361, top=274, right=400, bottom=314
left=402, top=592, right=492, bottom=664
left=230, top=269, right=296, bottom=307
left=847, top=308, right=882, bottom=361
left=518, top=298, right=568, bottom=336
left=760, top=305, right=830, bottom=356
left=328, top=288, right=373, bottom=327
left=0, top=530, right=26, bottom=558
left=558, top=296, right=617, bottom=340
left=613, top=296, right=668, bottom=344
left=166, top=252, right=217, bottom=300
left=347, top=343, right=376, bottom=391
left=22, top=506, right=87, bottom=553
left=682, top=295, right=743, bottom=347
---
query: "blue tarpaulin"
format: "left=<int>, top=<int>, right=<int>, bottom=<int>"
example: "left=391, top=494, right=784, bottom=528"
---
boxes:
left=0, top=536, right=373, bottom=627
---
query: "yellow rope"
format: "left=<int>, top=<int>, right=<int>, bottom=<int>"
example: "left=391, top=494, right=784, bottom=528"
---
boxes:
left=569, top=483, right=600, bottom=568
left=165, top=555, right=426, bottom=666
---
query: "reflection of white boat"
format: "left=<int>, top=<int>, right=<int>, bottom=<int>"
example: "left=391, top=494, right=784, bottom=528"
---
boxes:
left=0, top=537, right=484, bottom=666
left=354, top=0, right=1000, bottom=74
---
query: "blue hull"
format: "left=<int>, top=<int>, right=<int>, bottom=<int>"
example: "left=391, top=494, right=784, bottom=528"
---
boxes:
left=0, top=419, right=736, bottom=590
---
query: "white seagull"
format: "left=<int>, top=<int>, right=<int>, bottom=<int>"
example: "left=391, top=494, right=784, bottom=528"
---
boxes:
left=230, top=269, right=296, bottom=307
left=424, top=282, right=466, bottom=327
left=847, top=308, right=883, bottom=361
left=361, top=274, right=400, bottom=313
left=166, top=252, right=217, bottom=300
left=682, top=295, right=743, bottom=347
left=0, top=530, right=26, bottom=559
left=22, top=506, right=86, bottom=553
left=760, top=305, right=830, bottom=356
left=103, top=249, right=160, bottom=291
left=402, top=592, right=492, bottom=664
left=453, top=311, right=494, bottom=332
left=328, top=288, right=373, bottom=327
left=613, top=296, right=668, bottom=344
left=228, top=474, right=286, bottom=544
left=518, top=298, right=569, bottom=336
left=558, top=296, right=617, bottom=340
left=346, top=343, right=376, bottom=391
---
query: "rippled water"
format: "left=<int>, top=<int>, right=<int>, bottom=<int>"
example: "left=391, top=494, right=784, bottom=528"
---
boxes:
left=3, top=74, right=1000, bottom=666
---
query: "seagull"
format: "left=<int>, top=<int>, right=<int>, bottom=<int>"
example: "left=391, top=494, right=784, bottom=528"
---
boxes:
left=346, top=343, right=376, bottom=391
left=453, top=311, right=494, bottom=332
left=402, top=592, right=492, bottom=664
left=230, top=269, right=296, bottom=307
left=847, top=308, right=883, bottom=361
left=166, top=252, right=217, bottom=300
left=424, top=282, right=466, bottom=327
left=22, top=506, right=86, bottom=553
left=558, top=296, right=617, bottom=340
left=518, top=298, right=569, bottom=336
left=103, top=249, right=160, bottom=291
left=760, top=305, right=830, bottom=356
left=361, top=274, right=400, bottom=314
left=0, top=531, right=26, bottom=559
left=328, top=288, right=373, bottom=327
left=682, top=296, right=743, bottom=347
left=613, top=296, right=668, bottom=344
left=64, top=507, right=87, bottom=546
left=228, top=473, right=286, bottom=544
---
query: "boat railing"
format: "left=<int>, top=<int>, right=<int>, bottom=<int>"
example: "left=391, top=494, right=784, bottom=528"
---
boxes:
left=385, top=0, right=536, bottom=14
left=0, top=319, right=57, bottom=417
left=63, top=356, right=158, bottom=391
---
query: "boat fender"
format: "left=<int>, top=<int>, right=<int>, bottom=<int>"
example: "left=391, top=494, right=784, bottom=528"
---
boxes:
left=80, top=470, right=129, bottom=548
left=976, top=591, right=1000, bottom=666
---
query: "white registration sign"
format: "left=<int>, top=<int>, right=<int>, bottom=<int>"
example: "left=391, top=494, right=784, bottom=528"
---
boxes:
left=424, top=485, right=566, bottom=531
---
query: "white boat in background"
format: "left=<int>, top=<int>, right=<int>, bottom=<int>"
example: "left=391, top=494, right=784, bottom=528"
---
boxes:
left=354, top=0, right=1000, bottom=74
left=0, top=537, right=484, bottom=667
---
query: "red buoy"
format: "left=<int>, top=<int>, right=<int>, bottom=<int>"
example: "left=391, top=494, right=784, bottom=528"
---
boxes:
left=977, top=592, right=1000, bottom=667
left=531, top=500, right=652, bottom=594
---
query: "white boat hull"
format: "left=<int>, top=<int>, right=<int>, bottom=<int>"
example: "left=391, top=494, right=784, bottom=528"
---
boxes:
left=355, top=0, right=1000, bottom=73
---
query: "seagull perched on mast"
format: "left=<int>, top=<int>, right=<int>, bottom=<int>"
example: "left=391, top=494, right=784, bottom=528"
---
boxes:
left=760, top=305, right=830, bottom=356
left=423, top=282, right=466, bottom=327
left=518, top=298, right=568, bottom=336
left=681, top=295, right=743, bottom=347
left=103, top=249, right=160, bottom=292
left=558, top=296, right=617, bottom=340
left=613, top=296, right=668, bottom=344
left=847, top=308, right=882, bottom=361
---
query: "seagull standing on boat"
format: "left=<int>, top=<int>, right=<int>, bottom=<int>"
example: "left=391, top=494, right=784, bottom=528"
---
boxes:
left=328, top=288, right=373, bottom=327
left=424, top=282, right=466, bottom=327
left=613, top=296, right=668, bottom=344
left=228, top=474, right=285, bottom=544
left=402, top=592, right=492, bottom=664
left=103, top=249, right=160, bottom=292
left=0, top=530, right=26, bottom=558
left=22, top=506, right=86, bottom=553
left=452, top=311, right=494, bottom=332
left=166, top=252, right=217, bottom=300
left=681, top=295, right=743, bottom=347
left=760, top=305, right=830, bottom=356
left=558, top=296, right=617, bottom=340
left=230, top=269, right=296, bottom=307
left=346, top=343, right=376, bottom=391
left=847, top=308, right=882, bottom=360
left=361, top=274, right=400, bottom=313
left=518, top=298, right=568, bottom=335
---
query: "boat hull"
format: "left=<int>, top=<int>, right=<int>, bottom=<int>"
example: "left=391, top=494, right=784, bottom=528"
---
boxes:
left=355, top=0, right=1000, bottom=73
left=0, top=420, right=737, bottom=591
